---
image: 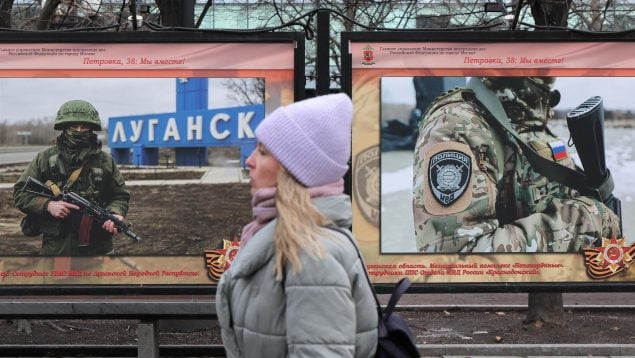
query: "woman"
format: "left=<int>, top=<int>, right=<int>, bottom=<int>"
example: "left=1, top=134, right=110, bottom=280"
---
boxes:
left=216, top=93, right=378, bottom=357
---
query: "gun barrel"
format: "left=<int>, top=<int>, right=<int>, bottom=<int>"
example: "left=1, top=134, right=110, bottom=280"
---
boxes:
left=109, top=214, right=141, bottom=242
left=122, top=229, right=141, bottom=242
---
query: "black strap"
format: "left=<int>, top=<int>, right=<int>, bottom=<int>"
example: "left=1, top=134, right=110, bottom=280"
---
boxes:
left=325, top=226, right=383, bottom=312
left=466, top=78, right=613, bottom=202
left=281, top=226, right=387, bottom=315
left=325, top=226, right=411, bottom=320
left=383, top=278, right=410, bottom=319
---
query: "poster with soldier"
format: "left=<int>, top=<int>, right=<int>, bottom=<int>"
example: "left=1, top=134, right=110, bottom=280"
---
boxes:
left=0, top=32, right=303, bottom=288
left=344, top=31, right=635, bottom=287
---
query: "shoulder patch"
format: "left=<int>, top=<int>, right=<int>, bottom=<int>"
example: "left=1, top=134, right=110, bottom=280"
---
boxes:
left=422, top=142, right=475, bottom=214
left=429, top=150, right=471, bottom=206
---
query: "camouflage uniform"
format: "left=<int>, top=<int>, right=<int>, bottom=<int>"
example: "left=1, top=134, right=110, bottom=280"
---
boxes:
left=413, top=77, right=621, bottom=253
left=13, top=100, right=129, bottom=256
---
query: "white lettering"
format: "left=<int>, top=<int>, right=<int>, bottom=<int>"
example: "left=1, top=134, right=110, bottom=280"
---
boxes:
left=111, top=122, right=126, bottom=143
left=210, top=113, right=230, bottom=140
left=130, top=120, right=143, bottom=142
left=187, top=115, right=203, bottom=140
left=238, top=111, right=255, bottom=139
left=148, top=118, right=159, bottom=142
left=163, top=118, right=181, bottom=141
left=111, top=108, right=260, bottom=144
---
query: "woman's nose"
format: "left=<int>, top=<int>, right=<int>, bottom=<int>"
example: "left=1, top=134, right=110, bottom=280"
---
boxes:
left=245, top=151, right=255, bottom=169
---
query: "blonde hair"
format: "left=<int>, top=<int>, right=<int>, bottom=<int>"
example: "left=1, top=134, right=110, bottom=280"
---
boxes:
left=273, top=167, right=331, bottom=280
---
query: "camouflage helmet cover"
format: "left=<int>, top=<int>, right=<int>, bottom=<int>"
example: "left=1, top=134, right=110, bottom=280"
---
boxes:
left=480, top=76, right=558, bottom=106
left=480, top=76, right=555, bottom=92
left=54, top=99, right=102, bottom=131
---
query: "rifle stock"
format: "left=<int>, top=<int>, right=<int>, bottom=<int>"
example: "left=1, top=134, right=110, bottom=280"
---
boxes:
left=566, top=96, right=622, bottom=231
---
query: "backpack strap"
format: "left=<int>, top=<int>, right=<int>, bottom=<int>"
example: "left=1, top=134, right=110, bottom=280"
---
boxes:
left=384, top=277, right=410, bottom=319
left=325, top=226, right=382, bottom=308
left=325, top=226, right=416, bottom=342
left=323, top=225, right=415, bottom=322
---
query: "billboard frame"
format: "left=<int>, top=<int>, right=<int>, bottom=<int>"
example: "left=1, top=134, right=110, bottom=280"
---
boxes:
left=342, top=30, right=635, bottom=293
left=0, top=31, right=305, bottom=295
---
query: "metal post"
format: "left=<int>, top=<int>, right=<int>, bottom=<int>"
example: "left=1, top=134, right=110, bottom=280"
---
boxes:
left=316, top=10, right=330, bottom=96
left=137, top=320, right=159, bottom=358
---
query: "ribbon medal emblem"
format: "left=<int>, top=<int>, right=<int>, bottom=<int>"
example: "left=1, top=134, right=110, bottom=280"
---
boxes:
left=428, top=150, right=471, bottom=206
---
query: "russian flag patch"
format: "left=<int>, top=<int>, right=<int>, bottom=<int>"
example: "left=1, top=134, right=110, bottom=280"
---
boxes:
left=548, top=140, right=568, bottom=161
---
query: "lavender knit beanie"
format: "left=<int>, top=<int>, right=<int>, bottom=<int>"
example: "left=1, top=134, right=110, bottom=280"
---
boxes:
left=255, top=93, right=352, bottom=187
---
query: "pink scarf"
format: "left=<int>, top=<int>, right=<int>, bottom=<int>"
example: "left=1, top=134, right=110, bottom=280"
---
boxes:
left=240, top=179, right=344, bottom=248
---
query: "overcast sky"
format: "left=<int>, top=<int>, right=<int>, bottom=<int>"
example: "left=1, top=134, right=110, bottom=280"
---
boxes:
left=382, top=77, right=635, bottom=111
left=0, top=78, right=250, bottom=124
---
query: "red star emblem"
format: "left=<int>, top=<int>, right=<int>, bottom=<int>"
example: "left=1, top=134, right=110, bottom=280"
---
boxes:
left=593, top=236, right=632, bottom=273
left=215, top=237, right=241, bottom=270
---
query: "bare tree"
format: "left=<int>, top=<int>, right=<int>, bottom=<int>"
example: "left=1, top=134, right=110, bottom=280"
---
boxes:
left=2, top=1, right=631, bottom=77
left=154, top=0, right=182, bottom=26
left=1, top=0, right=159, bottom=30
left=0, top=118, right=56, bottom=145
left=155, top=0, right=194, bottom=27
left=0, top=0, right=15, bottom=28
left=568, top=0, right=632, bottom=31
left=223, top=78, right=265, bottom=106
left=528, top=0, right=572, bottom=28
left=522, top=0, right=571, bottom=328
left=206, top=0, right=548, bottom=86
left=0, top=119, right=7, bottom=144
left=36, top=0, right=61, bottom=30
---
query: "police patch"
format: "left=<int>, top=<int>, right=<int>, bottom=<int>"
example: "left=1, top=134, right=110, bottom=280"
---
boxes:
left=428, top=150, right=471, bottom=206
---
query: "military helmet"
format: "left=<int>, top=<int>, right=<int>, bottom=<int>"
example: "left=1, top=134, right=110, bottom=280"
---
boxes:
left=480, top=77, right=555, bottom=91
left=54, top=99, right=102, bottom=131
left=480, top=76, right=559, bottom=106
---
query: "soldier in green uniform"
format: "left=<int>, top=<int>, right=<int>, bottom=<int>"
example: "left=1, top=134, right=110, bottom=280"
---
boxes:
left=14, top=99, right=130, bottom=256
left=413, top=77, right=621, bottom=253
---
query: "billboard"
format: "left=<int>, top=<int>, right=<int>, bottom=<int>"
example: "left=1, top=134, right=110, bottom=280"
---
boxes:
left=342, top=31, right=635, bottom=291
left=0, top=32, right=304, bottom=293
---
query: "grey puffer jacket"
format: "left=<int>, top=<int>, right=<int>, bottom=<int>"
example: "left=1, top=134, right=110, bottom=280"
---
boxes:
left=216, top=194, right=378, bottom=357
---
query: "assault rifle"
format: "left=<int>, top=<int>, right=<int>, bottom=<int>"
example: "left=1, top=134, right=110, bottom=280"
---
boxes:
left=21, top=176, right=141, bottom=242
left=566, top=96, right=622, bottom=231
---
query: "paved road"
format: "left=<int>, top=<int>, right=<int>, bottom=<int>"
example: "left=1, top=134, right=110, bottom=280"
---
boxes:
left=0, top=145, right=47, bottom=165
left=0, top=145, right=112, bottom=166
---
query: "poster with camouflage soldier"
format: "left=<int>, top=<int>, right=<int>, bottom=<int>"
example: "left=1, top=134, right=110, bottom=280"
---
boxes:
left=343, top=32, right=635, bottom=287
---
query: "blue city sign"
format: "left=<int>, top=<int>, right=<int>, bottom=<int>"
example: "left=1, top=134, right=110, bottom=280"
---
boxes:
left=108, top=104, right=265, bottom=148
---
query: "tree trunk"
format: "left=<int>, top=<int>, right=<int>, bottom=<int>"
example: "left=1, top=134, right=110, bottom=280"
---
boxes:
left=525, top=292, right=564, bottom=325
left=529, top=0, right=572, bottom=27
left=524, top=0, right=571, bottom=327
left=0, top=0, right=14, bottom=28
left=154, top=0, right=194, bottom=27
left=37, top=0, right=61, bottom=30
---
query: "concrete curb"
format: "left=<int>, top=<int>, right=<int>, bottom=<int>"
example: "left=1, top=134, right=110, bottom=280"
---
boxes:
left=418, top=343, right=635, bottom=356
left=395, top=304, right=635, bottom=311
